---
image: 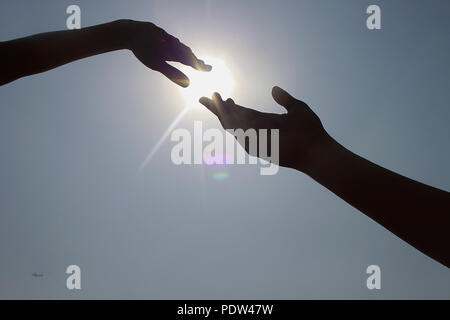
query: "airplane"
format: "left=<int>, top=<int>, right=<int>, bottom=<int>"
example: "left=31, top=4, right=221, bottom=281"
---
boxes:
left=32, top=272, right=44, bottom=277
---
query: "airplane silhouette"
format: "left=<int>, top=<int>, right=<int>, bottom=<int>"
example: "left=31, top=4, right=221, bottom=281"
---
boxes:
left=32, top=272, right=43, bottom=278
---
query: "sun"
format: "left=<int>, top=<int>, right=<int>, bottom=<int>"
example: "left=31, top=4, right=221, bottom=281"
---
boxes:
left=178, top=57, right=234, bottom=109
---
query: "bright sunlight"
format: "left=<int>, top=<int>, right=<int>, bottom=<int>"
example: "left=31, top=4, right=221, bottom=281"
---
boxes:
left=178, top=57, right=234, bottom=108
left=139, top=57, right=234, bottom=171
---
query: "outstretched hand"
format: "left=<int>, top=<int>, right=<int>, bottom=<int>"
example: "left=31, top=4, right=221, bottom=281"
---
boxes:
left=125, top=20, right=212, bottom=87
left=0, top=19, right=211, bottom=87
left=201, top=86, right=450, bottom=268
left=199, top=87, right=329, bottom=171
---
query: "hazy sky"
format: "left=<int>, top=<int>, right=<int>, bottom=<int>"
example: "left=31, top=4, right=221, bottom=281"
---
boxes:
left=0, top=0, right=449, bottom=299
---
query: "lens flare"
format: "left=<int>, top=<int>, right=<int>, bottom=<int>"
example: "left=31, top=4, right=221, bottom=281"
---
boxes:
left=138, top=57, right=234, bottom=172
left=213, top=172, right=229, bottom=181
left=203, top=153, right=234, bottom=166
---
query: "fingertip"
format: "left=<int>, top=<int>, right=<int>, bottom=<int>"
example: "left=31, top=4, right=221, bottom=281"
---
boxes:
left=212, top=92, right=224, bottom=105
left=157, top=62, right=190, bottom=88
left=177, top=77, right=190, bottom=88
left=197, top=64, right=211, bottom=72
left=196, top=59, right=212, bottom=72
left=272, top=85, right=294, bottom=104
left=199, top=97, right=210, bottom=105
left=271, top=85, right=283, bottom=98
left=225, top=98, right=235, bottom=106
left=199, top=97, right=219, bottom=116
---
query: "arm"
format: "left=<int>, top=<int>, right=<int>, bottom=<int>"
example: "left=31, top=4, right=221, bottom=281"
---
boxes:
left=199, top=88, right=450, bottom=267
left=0, top=19, right=211, bottom=87
left=306, top=133, right=450, bottom=267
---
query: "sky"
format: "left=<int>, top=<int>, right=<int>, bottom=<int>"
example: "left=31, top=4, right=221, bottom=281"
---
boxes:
left=0, top=0, right=449, bottom=299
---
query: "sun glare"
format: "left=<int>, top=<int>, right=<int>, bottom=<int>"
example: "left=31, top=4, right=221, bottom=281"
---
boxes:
left=179, top=57, right=234, bottom=109
left=139, top=57, right=234, bottom=171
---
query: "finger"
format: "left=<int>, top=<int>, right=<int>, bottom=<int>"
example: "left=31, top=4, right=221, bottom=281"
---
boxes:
left=213, top=92, right=234, bottom=117
left=199, top=97, right=219, bottom=117
left=216, top=95, right=259, bottom=121
left=271, top=86, right=302, bottom=112
left=153, top=61, right=190, bottom=87
left=169, top=39, right=212, bottom=72
left=179, top=45, right=212, bottom=71
left=197, top=59, right=212, bottom=71
left=224, top=97, right=258, bottom=120
left=212, top=92, right=224, bottom=106
left=225, top=98, right=235, bottom=107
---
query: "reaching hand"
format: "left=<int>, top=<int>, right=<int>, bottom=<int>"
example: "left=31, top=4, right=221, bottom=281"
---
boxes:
left=202, top=86, right=450, bottom=268
left=124, top=20, right=212, bottom=87
left=199, top=86, right=328, bottom=171
left=0, top=19, right=211, bottom=87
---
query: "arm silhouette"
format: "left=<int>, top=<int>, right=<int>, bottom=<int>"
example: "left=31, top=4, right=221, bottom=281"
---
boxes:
left=0, top=19, right=211, bottom=87
left=200, top=88, right=450, bottom=268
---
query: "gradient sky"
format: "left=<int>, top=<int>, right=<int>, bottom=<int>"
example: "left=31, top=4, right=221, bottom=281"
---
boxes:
left=0, top=0, right=449, bottom=299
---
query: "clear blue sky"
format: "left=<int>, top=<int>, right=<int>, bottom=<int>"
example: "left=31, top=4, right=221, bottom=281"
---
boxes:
left=0, top=0, right=449, bottom=298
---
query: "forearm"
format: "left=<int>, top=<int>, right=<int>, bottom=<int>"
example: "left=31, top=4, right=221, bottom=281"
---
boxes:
left=302, top=135, right=450, bottom=267
left=0, top=20, right=130, bottom=85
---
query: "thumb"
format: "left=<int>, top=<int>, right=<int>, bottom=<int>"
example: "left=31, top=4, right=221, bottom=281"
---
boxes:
left=271, top=86, right=300, bottom=112
left=154, top=61, right=190, bottom=87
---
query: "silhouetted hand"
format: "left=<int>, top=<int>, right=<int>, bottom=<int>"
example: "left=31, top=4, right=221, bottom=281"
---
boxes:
left=125, top=20, right=212, bottom=87
left=0, top=19, right=211, bottom=87
left=199, top=86, right=328, bottom=171
left=201, top=85, right=450, bottom=268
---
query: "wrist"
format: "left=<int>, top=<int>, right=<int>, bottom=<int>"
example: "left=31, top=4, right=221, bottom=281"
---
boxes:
left=298, top=131, right=338, bottom=176
left=110, top=19, right=135, bottom=50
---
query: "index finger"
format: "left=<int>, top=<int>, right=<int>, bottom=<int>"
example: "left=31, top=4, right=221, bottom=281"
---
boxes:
left=166, top=35, right=212, bottom=71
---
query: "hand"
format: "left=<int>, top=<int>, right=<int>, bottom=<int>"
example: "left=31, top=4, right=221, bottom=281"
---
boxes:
left=199, top=86, right=330, bottom=171
left=123, top=20, right=212, bottom=87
